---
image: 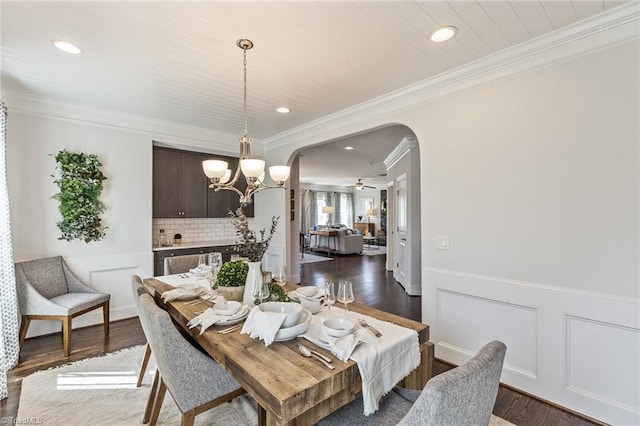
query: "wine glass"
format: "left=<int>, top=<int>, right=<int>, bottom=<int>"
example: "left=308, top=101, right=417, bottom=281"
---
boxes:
left=323, top=281, right=336, bottom=317
left=337, top=280, right=354, bottom=319
left=253, top=275, right=271, bottom=305
left=274, top=266, right=286, bottom=287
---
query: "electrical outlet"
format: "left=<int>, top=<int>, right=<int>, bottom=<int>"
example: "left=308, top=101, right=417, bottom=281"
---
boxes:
left=435, top=235, right=449, bottom=250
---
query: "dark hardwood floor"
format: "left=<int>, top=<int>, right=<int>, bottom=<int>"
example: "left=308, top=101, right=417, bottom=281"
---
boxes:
left=2, top=252, right=605, bottom=425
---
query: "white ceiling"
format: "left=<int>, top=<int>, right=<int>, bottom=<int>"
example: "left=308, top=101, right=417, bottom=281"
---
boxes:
left=1, top=1, right=628, bottom=187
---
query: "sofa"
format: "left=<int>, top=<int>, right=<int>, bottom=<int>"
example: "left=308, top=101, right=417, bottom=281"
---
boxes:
left=310, top=228, right=363, bottom=255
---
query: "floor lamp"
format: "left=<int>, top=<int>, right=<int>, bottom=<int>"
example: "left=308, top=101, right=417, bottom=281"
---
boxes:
left=366, top=209, right=374, bottom=235
left=323, top=206, right=335, bottom=226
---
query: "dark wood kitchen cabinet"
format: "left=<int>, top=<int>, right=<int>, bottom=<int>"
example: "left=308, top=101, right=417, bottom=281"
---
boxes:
left=153, top=147, right=208, bottom=218
left=205, top=156, right=254, bottom=218
left=153, top=146, right=254, bottom=218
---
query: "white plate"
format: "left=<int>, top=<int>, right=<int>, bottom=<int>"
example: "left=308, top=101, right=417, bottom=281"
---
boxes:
left=188, top=271, right=207, bottom=278
left=303, top=324, right=332, bottom=350
left=216, top=310, right=249, bottom=326
left=273, top=309, right=311, bottom=341
left=213, top=300, right=242, bottom=316
left=288, top=288, right=325, bottom=302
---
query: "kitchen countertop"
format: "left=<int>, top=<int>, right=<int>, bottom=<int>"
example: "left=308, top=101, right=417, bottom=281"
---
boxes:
left=153, top=240, right=236, bottom=251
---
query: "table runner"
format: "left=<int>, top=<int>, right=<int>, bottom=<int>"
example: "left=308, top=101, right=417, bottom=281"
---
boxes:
left=304, top=307, right=420, bottom=415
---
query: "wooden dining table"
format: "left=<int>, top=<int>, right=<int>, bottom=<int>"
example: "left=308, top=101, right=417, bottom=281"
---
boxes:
left=144, top=277, right=433, bottom=426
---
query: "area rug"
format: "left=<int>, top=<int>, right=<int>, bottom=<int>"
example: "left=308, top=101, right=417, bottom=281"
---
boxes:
left=362, top=246, right=387, bottom=256
left=299, top=253, right=333, bottom=264
left=17, top=346, right=257, bottom=425
left=18, top=346, right=515, bottom=425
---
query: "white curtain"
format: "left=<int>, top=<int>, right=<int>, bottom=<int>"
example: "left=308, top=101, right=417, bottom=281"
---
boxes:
left=340, top=192, right=354, bottom=226
left=0, top=100, right=19, bottom=399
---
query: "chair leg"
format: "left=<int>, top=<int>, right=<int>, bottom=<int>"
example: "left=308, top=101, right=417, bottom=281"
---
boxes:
left=144, top=369, right=160, bottom=424
left=103, top=301, right=110, bottom=337
left=149, top=376, right=167, bottom=426
left=137, top=343, right=152, bottom=387
left=180, top=410, right=196, bottom=426
left=62, top=316, right=72, bottom=357
left=18, top=317, right=31, bottom=348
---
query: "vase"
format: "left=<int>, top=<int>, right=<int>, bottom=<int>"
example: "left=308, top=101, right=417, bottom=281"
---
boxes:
left=243, top=260, right=262, bottom=306
left=218, top=285, right=245, bottom=302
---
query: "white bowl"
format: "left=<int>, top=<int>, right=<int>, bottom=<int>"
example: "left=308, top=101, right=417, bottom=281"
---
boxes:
left=322, top=318, right=355, bottom=338
left=297, top=286, right=319, bottom=298
left=213, top=300, right=242, bottom=316
left=299, top=297, right=321, bottom=314
left=274, top=309, right=312, bottom=341
left=258, top=302, right=302, bottom=327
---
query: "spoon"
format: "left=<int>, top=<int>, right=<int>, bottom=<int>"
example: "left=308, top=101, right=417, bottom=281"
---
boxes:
left=297, top=343, right=334, bottom=370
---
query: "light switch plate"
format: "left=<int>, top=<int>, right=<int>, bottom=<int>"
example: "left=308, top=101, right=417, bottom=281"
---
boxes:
left=435, top=235, right=449, bottom=250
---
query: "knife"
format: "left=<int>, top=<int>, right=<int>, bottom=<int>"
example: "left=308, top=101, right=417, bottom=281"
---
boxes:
left=358, top=319, right=382, bottom=338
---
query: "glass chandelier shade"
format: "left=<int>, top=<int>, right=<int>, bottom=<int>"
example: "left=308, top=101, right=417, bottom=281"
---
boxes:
left=202, top=39, right=290, bottom=206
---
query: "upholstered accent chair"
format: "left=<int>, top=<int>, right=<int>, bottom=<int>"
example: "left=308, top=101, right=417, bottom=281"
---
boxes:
left=15, top=256, right=110, bottom=357
left=318, top=340, right=506, bottom=426
left=131, top=275, right=152, bottom=388
left=163, top=254, right=201, bottom=275
left=136, top=292, right=244, bottom=426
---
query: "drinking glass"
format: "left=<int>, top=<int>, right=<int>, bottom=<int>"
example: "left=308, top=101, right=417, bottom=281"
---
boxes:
left=323, top=281, right=336, bottom=317
left=253, top=275, right=271, bottom=305
left=274, top=266, right=286, bottom=286
left=197, top=254, right=207, bottom=270
left=208, top=252, right=223, bottom=273
left=337, top=280, right=354, bottom=319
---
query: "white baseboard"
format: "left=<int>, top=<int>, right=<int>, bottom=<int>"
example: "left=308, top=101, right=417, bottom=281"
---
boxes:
left=423, top=268, right=639, bottom=425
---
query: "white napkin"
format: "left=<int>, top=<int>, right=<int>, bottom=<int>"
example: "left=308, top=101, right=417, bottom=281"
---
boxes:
left=187, top=305, right=250, bottom=335
left=161, top=284, right=208, bottom=302
left=241, top=308, right=287, bottom=347
left=325, top=329, right=377, bottom=362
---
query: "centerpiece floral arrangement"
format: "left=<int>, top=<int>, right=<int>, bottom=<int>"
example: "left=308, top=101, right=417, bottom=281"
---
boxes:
left=229, top=208, right=279, bottom=262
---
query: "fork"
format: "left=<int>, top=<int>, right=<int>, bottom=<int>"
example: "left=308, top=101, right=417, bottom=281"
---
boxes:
left=358, top=319, right=382, bottom=337
left=218, top=324, right=241, bottom=334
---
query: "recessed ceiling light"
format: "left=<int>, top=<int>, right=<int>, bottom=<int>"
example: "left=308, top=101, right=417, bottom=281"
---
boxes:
left=344, top=146, right=354, bottom=150
left=430, top=26, right=457, bottom=43
left=52, top=40, right=82, bottom=54
left=276, top=107, right=290, bottom=114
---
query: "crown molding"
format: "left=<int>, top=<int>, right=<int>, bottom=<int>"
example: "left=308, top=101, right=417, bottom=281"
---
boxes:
left=384, top=136, right=417, bottom=170
left=264, top=2, right=639, bottom=151
left=1, top=89, right=250, bottom=156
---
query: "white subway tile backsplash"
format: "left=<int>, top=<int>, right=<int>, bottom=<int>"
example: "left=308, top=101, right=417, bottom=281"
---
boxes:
left=152, top=217, right=236, bottom=246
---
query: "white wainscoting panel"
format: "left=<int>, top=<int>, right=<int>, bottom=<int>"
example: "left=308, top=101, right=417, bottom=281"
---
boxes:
left=437, top=290, right=537, bottom=379
left=565, top=315, right=640, bottom=415
left=25, top=251, right=154, bottom=338
left=424, top=268, right=640, bottom=425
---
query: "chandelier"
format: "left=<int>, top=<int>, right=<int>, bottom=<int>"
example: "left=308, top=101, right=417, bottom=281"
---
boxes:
left=202, top=39, right=290, bottom=206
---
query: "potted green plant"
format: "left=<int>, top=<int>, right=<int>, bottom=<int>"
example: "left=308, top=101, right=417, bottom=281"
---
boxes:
left=214, top=260, right=248, bottom=302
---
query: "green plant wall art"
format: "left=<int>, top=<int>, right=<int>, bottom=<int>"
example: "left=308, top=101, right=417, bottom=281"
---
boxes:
left=52, top=149, right=107, bottom=243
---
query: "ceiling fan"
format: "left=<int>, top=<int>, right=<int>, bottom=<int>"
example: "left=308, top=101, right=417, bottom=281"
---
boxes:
left=351, top=178, right=375, bottom=191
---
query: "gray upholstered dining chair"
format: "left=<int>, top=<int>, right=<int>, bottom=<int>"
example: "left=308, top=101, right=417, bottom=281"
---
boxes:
left=318, top=340, right=507, bottom=426
left=163, top=254, right=201, bottom=275
left=15, top=256, right=110, bottom=357
left=136, top=292, right=244, bottom=426
left=131, top=275, right=152, bottom=388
